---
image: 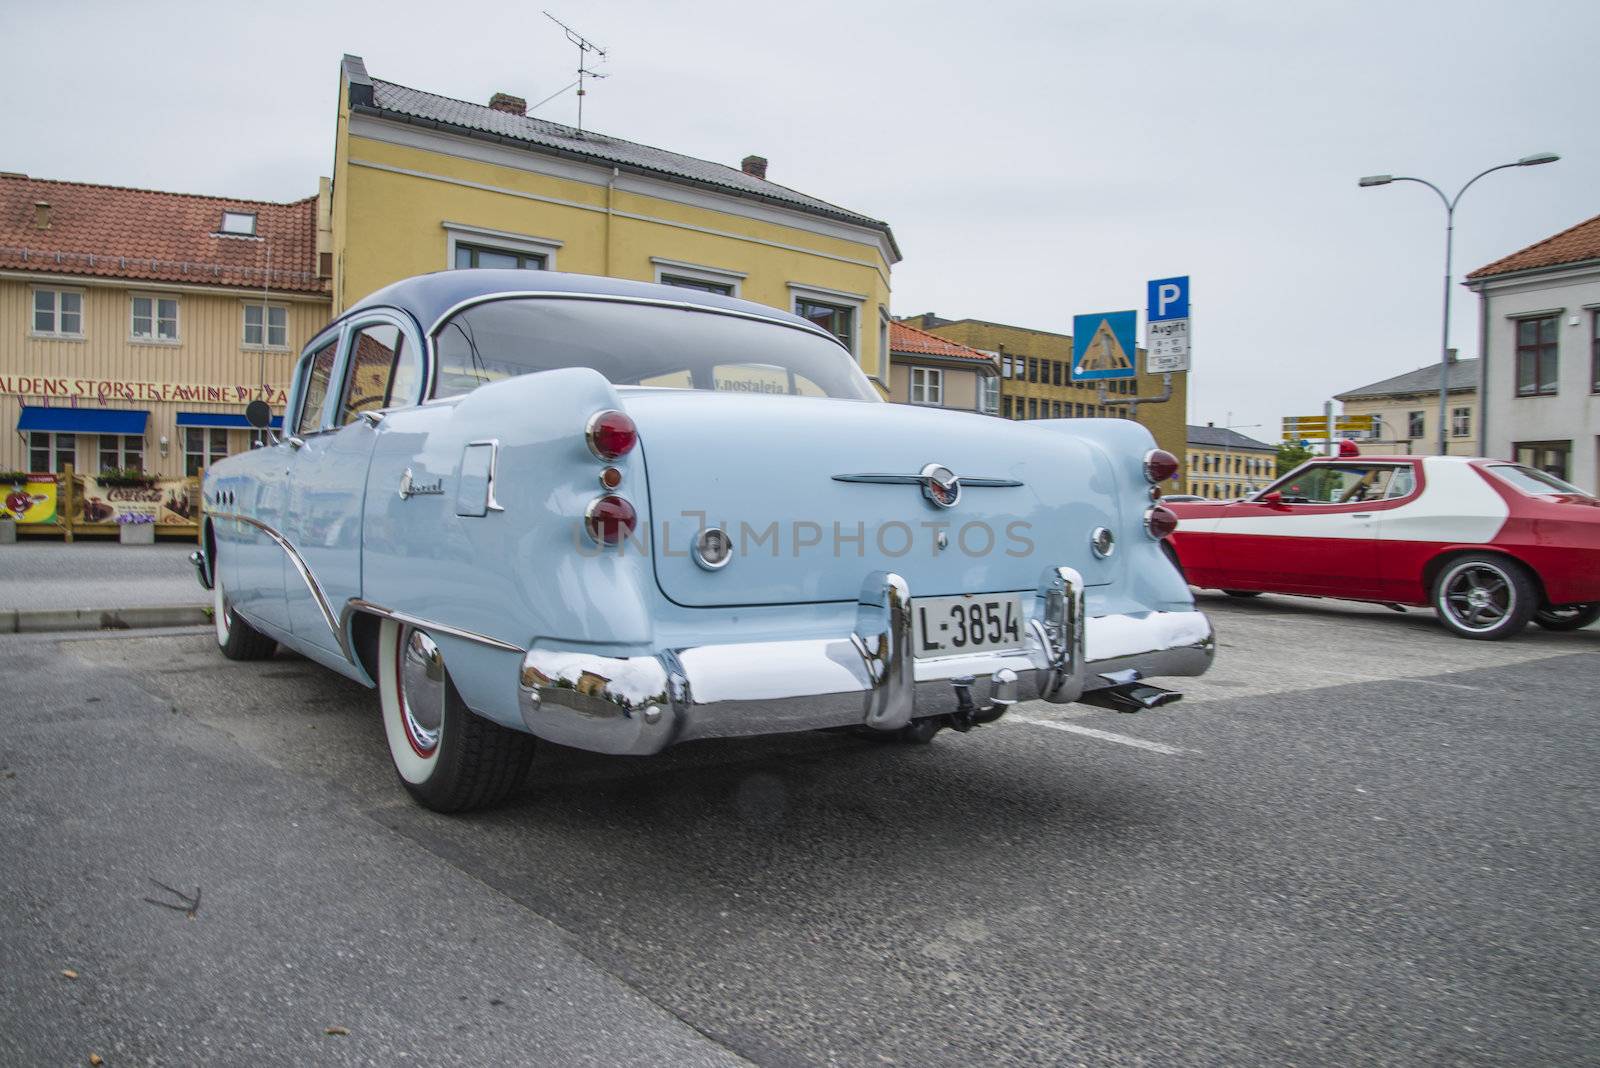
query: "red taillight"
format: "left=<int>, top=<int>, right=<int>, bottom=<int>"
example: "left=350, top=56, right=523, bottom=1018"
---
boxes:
left=586, top=409, right=637, bottom=460
left=1144, top=449, right=1179, bottom=484
left=1144, top=504, right=1179, bottom=540
left=584, top=495, right=637, bottom=546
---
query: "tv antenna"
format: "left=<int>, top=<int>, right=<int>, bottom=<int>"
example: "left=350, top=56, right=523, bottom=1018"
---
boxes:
left=543, top=11, right=607, bottom=136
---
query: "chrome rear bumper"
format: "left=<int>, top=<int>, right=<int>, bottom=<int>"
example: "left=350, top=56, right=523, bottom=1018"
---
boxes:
left=517, top=566, right=1214, bottom=756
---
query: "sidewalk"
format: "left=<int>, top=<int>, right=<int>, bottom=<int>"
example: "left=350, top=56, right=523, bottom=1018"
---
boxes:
left=0, top=541, right=204, bottom=612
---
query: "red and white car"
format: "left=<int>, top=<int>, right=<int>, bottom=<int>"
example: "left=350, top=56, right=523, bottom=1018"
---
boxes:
left=1164, top=456, right=1600, bottom=639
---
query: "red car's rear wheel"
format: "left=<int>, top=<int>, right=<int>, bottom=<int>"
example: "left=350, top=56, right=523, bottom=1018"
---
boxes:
left=1431, top=555, right=1536, bottom=641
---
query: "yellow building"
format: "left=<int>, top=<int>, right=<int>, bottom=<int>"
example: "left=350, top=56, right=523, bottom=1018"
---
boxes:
left=895, top=315, right=1188, bottom=473
left=330, top=56, right=899, bottom=389
left=1334, top=355, right=1479, bottom=456
left=0, top=174, right=330, bottom=481
left=1185, top=423, right=1277, bottom=499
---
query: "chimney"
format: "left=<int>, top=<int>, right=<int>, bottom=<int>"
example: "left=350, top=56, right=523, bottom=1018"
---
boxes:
left=33, top=201, right=50, bottom=229
left=1446, top=347, right=1458, bottom=364
left=741, top=155, right=768, bottom=180
left=488, top=92, right=527, bottom=116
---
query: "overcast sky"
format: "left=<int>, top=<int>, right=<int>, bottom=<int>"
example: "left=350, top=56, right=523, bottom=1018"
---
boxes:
left=4, top=0, right=1595, bottom=439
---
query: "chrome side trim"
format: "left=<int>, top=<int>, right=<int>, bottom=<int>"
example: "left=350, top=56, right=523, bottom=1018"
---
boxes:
left=832, top=473, right=1024, bottom=488
left=210, top=511, right=338, bottom=637
left=343, top=598, right=524, bottom=654
left=188, top=549, right=214, bottom=591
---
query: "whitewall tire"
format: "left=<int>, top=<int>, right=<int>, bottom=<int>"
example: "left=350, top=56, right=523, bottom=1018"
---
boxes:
left=212, top=552, right=276, bottom=661
left=376, top=618, right=536, bottom=812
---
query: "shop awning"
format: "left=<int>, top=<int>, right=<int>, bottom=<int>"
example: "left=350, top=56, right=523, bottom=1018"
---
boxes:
left=176, top=411, right=283, bottom=430
left=17, top=406, right=149, bottom=435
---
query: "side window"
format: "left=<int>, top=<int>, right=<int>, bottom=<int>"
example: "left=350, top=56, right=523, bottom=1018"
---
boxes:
left=295, top=340, right=339, bottom=436
left=1385, top=467, right=1417, bottom=499
left=340, top=323, right=422, bottom=424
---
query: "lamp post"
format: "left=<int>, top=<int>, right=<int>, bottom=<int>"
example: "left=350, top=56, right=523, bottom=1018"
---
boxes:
left=1358, top=153, right=1559, bottom=457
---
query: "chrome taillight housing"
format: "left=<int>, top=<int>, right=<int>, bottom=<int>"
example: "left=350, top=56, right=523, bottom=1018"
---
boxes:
left=584, top=495, right=638, bottom=545
left=586, top=409, right=637, bottom=461
left=1144, top=504, right=1179, bottom=540
left=1144, top=449, right=1179, bottom=484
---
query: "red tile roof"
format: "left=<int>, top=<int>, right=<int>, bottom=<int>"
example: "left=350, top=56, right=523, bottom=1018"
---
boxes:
left=1467, top=211, right=1600, bottom=281
left=889, top=320, right=996, bottom=364
left=0, top=174, right=325, bottom=293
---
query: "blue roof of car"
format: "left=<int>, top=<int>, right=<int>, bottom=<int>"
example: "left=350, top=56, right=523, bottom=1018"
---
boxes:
left=342, top=270, right=828, bottom=338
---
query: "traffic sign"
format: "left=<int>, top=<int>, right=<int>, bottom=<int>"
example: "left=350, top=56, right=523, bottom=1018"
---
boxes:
left=1146, top=276, right=1190, bottom=373
left=1071, top=311, right=1138, bottom=381
left=1146, top=276, right=1189, bottom=321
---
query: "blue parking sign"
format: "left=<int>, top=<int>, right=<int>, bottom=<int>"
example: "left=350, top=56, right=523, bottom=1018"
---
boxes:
left=1147, top=276, right=1189, bottom=322
left=1071, top=311, right=1138, bottom=381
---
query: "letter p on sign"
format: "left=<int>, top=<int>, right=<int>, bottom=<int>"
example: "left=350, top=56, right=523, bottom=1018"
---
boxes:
left=1146, top=276, right=1190, bottom=322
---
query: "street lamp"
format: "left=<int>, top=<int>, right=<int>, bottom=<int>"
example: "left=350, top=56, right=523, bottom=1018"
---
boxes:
left=1358, top=152, right=1560, bottom=456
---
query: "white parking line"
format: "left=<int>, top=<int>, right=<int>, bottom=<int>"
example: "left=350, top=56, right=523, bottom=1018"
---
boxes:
left=1007, top=715, right=1188, bottom=755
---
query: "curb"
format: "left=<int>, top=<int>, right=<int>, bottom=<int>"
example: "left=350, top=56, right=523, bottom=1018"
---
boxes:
left=0, top=605, right=211, bottom=634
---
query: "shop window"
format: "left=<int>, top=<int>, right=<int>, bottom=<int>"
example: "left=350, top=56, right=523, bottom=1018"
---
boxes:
left=28, top=432, right=75, bottom=473
left=910, top=367, right=943, bottom=406
left=130, top=295, right=179, bottom=342
left=294, top=340, right=340, bottom=436
left=794, top=298, right=855, bottom=355
left=32, top=287, right=83, bottom=338
left=1407, top=410, right=1424, bottom=438
left=1451, top=407, right=1471, bottom=438
left=98, top=434, right=144, bottom=473
left=341, top=323, right=422, bottom=424
left=1513, top=440, right=1571, bottom=482
left=184, top=428, right=229, bottom=476
left=1515, top=315, right=1559, bottom=396
left=244, top=303, right=289, bottom=349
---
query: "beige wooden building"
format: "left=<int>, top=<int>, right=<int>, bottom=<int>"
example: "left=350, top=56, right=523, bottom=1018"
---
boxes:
left=0, top=174, right=330, bottom=480
left=886, top=319, right=999, bottom=413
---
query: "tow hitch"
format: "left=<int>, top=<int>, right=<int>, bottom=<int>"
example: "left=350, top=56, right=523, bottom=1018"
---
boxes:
left=945, top=669, right=1019, bottom=732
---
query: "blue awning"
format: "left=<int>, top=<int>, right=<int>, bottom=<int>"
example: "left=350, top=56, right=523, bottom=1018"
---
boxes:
left=176, top=412, right=283, bottom=430
left=17, top=406, right=149, bottom=435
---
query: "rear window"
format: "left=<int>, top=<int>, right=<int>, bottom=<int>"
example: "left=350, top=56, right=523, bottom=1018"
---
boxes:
left=1486, top=464, right=1592, bottom=498
left=432, top=297, right=879, bottom=402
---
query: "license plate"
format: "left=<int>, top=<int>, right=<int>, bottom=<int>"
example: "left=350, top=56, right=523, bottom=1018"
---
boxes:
left=912, top=594, right=1027, bottom=659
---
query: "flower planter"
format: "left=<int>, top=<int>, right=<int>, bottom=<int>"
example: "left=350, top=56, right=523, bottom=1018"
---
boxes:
left=119, top=522, right=156, bottom=545
left=0, top=518, right=15, bottom=545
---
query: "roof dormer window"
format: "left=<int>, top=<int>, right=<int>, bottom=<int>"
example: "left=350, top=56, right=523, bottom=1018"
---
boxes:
left=219, top=211, right=257, bottom=237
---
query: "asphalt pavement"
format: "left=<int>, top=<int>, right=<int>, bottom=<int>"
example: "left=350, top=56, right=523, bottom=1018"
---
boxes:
left=1, top=593, right=1595, bottom=1066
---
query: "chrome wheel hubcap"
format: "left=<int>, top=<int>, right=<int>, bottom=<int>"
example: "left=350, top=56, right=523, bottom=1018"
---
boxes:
left=1443, top=565, right=1511, bottom=631
left=397, top=626, right=445, bottom=756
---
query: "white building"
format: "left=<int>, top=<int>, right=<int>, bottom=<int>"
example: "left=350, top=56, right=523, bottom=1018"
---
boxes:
left=1466, top=212, right=1600, bottom=492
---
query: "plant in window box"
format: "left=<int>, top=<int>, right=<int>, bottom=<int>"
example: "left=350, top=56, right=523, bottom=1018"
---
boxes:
left=96, top=467, right=159, bottom=488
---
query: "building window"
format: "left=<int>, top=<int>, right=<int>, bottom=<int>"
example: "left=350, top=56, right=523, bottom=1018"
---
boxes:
left=244, top=303, right=289, bottom=349
left=1514, top=440, right=1571, bottom=481
left=1451, top=407, right=1471, bottom=437
left=661, top=274, right=731, bottom=295
left=1515, top=315, right=1559, bottom=396
left=28, top=432, right=75, bottom=473
left=1001, top=355, right=1013, bottom=379
left=652, top=257, right=743, bottom=298
left=795, top=298, right=854, bottom=354
left=910, top=367, right=944, bottom=406
left=1001, top=395, right=1013, bottom=418
left=1052, top=362, right=1063, bottom=387
left=1406, top=410, right=1425, bottom=438
left=32, top=288, right=84, bottom=338
left=1026, top=397, right=1038, bottom=419
left=184, top=428, right=229, bottom=476
left=1591, top=311, right=1599, bottom=393
left=1028, top=358, right=1039, bottom=383
left=219, top=211, right=257, bottom=237
left=455, top=242, right=546, bottom=270
left=979, top=376, right=1000, bottom=416
left=130, top=295, right=179, bottom=342
left=98, top=434, right=144, bottom=473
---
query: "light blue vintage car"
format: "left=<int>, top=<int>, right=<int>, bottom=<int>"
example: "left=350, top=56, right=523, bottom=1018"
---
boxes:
left=196, top=271, right=1213, bottom=811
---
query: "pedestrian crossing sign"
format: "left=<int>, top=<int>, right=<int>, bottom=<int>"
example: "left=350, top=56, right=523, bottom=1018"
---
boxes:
left=1071, top=311, right=1138, bottom=381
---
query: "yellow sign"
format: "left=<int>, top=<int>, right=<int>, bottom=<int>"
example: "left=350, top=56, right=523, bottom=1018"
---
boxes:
left=4, top=474, right=58, bottom=524
left=0, top=374, right=286, bottom=407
